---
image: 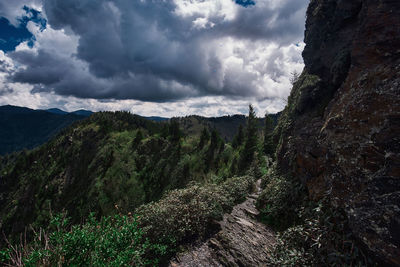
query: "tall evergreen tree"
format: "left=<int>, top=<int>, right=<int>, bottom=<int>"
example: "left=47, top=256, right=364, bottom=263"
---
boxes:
left=132, top=129, right=143, bottom=148
left=209, top=128, right=220, bottom=151
left=198, top=127, right=210, bottom=149
left=232, top=124, right=244, bottom=149
left=239, top=104, right=258, bottom=172
left=169, top=120, right=181, bottom=143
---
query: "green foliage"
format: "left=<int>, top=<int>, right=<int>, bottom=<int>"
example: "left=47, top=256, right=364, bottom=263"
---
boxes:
left=248, top=158, right=263, bottom=179
left=272, top=71, right=323, bottom=158
left=198, top=127, right=210, bottom=149
left=1, top=176, right=254, bottom=266
left=6, top=213, right=165, bottom=266
left=239, top=105, right=259, bottom=172
left=0, top=248, right=10, bottom=263
left=0, top=111, right=242, bottom=245
left=257, top=169, right=307, bottom=230
left=0, top=105, right=87, bottom=155
left=232, top=124, right=244, bottom=149
left=132, top=129, right=143, bottom=148
left=169, top=119, right=182, bottom=143
left=136, top=175, right=254, bottom=253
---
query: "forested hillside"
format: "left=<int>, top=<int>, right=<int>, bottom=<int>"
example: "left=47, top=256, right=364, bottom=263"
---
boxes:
left=0, top=105, right=88, bottom=155
left=176, top=113, right=279, bottom=141
left=0, top=107, right=273, bottom=265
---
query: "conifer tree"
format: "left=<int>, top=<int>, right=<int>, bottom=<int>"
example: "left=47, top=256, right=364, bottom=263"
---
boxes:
left=239, top=104, right=258, bottom=172
left=198, top=127, right=210, bottom=149
left=169, top=120, right=181, bottom=143
left=232, top=124, right=244, bottom=149
left=132, top=129, right=143, bottom=148
left=209, top=128, right=219, bottom=151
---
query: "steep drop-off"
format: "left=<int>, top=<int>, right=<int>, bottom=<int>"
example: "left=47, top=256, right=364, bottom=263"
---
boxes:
left=274, top=0, right=400, bottom=264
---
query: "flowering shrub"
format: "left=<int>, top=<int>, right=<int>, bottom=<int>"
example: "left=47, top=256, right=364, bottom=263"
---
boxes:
left=137, top=175, right=254, bottom=250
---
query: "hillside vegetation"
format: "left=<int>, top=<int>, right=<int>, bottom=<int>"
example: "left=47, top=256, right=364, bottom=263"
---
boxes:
left=0, top=105, right=88, bottom=155
left=176, top=113, right=279, bottom=142
left=0, top=107, right=273, bottom=265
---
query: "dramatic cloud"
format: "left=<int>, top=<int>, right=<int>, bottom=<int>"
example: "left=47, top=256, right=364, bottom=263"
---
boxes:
left=0, top=0, right=308, bottom=116
left=0, top=0, right=42, bottom=26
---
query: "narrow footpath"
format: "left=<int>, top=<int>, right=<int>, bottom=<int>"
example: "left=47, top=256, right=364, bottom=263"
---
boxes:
left=170, top=179, right=276, bottom=267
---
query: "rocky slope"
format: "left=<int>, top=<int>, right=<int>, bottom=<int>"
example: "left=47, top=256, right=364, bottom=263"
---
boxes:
left=170, top=180, right=275, bottom=266
left=274, top=0, right=400, bottom=265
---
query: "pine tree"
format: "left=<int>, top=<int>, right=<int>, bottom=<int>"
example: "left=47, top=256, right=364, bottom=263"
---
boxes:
left=239, top=104, right=258, bottom=172
left=169, top=120, right=181, bottom=143
left=198, top=127, right=210, bottom=149
left=209, top=128, right=219, bottom=151
left=232, top=124, right=244, bottom=149
left=132, top=129, right=143, bottom=148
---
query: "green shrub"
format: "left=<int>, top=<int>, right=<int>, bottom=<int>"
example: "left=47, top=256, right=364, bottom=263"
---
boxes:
left=136, top=175, right=254, bottom=254
left=256, top=170, right=307, bottom=230
left=18, top=213, right=165, bottom=267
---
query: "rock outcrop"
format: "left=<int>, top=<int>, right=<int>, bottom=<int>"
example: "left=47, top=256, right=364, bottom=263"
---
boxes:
left=274, top=0, right=400, bottom=265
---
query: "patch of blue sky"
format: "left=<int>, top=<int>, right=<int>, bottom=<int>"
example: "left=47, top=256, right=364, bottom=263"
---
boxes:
left=234, top=0, right=256, bottom=7
left=0, top=6, right=46, bottom=52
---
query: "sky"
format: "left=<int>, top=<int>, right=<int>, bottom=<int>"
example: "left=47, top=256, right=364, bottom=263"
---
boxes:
left=0, top=0, right=308, bottom=117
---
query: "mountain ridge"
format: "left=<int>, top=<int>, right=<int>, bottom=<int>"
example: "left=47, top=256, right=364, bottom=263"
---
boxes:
left=0, top=104, right=279, bottom=154
left=0, top=105, right=88, bottom=155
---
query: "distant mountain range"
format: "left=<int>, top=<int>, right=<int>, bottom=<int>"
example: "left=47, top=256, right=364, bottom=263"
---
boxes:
left=0, top=105, right=92, bottom=155
left=45, top=108, right=93, bottom=117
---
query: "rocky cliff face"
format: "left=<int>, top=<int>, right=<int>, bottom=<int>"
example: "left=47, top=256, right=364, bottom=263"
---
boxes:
left=274, top=0, right=400, bottom=265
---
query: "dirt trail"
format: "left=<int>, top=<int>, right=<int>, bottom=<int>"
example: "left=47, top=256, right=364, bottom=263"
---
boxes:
left=169, top=179, right=276, bottom=267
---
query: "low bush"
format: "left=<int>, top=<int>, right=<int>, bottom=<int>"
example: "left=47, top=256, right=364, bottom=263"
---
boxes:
left=137, top=175, right=254, bottom=252
left=8, top=213, right=165, bottom=267
left=256, top=169, right=307, bottom=230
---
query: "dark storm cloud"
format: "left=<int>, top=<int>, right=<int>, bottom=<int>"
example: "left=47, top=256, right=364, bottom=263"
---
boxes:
left=214, top=0, right=307, bottom=43
left=8, top=0, right=308, bottom=102
left=9, top=49, right=200, bottom=101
